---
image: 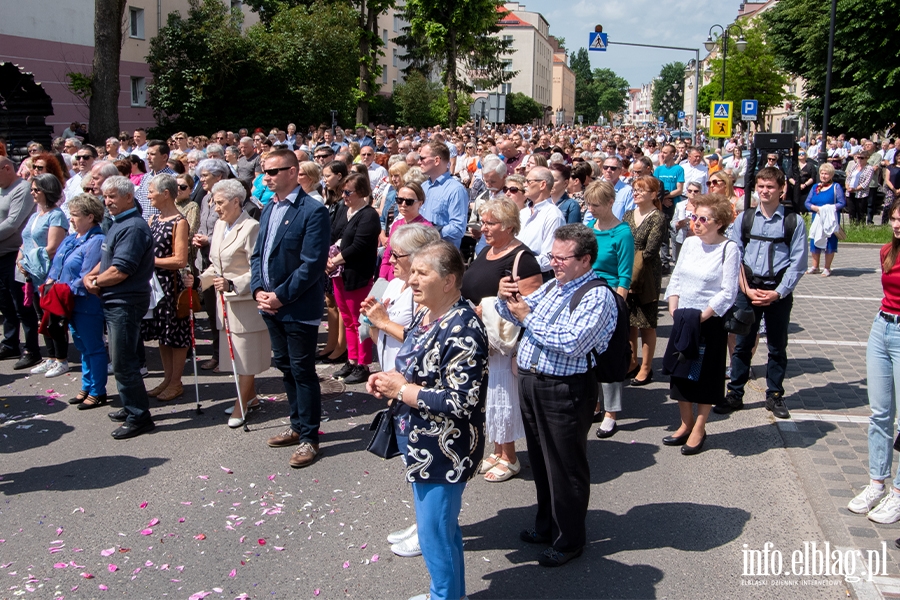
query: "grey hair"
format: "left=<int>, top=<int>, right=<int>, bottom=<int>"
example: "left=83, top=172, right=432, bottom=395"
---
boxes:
left=410, top=240, right=465, bottom=290
left=481, top=157, right=506, bottom=179
left=387, top=154, right=406, bottom=168
left=225, top=146, right=239, bottom=158
left=196, top=158, right=231, bottom=179
left=150, top=173, right=178, bottom=199
left=101, top=175, right=135, bottom=198
left=67, top=193, right=105, bottom=224
left=94, top=162, right=120, bottom=178
left=106, top=137, right=120, bottom=146
left=240, top=136, right=253, bottom=145
left=187, top=150, right=205, bottom=163
left=554, top=223, right=598, bottom=264
left=529, top=166, right=554, bottom=188
left=31, top=173, right=63, bottom=206
left=211, top=179, right=247, bottom=203
left=206, top=143, right=224, bottom=156
left=548, top=152, right=565, bottom=165
left=403, top=166, right=428, bottom=186
left=67, top=139, right=83, bottom=149
left=390, top=223, right=440, bottom=255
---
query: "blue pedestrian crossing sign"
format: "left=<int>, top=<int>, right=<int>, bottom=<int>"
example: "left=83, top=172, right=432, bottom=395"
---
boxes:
left=713, top=102, right=731, bottom=119
left=741, top=99, right=758, bottom=121
left=589, top=32, right=608, bottom=51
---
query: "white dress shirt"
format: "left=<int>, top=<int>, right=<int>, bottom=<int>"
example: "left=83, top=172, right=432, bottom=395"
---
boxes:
left=518, top=199, right=565, bottom=272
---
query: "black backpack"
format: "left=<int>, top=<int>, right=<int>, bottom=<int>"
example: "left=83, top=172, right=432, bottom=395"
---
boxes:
left=739, top=209, right=798, bottom=287
left=544, top=277, right=631, bottom=383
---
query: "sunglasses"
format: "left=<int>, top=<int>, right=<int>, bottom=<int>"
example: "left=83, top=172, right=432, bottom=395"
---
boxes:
left=689, top=214, right=715, bottom=225
left=602, top=165, right=619, bottom=171
left=396, top=197, right=418, bottom=206
left=75, top=155, right=92, bottom=160
left=263, top=166, right=292, bottom=176
left=390, top=250, right=410, bottom=260
left=177, top=184, right=190, bottom=191
left=709, top=180, right=724, bottom=186
left=33, top=165, right=46, bottom=172
left=314, top=155, right=330, bottom=160
left=502, top=186, right=523, bottom=194
left=341, top=189, right=354, bottom=196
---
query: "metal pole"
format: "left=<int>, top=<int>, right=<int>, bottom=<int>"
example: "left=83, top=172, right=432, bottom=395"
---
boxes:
left=720, top=30, right=727, bottom=101
left=693, top=49, right=699, bottom=145
left=819, top=0, right=837, bottom=165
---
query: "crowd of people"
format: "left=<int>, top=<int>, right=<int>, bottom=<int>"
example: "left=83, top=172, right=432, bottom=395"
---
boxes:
left=12, top=118, right=900, bottom=600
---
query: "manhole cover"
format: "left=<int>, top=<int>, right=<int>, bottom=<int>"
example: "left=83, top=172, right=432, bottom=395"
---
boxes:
left=260, top=378, right=345, bottom=403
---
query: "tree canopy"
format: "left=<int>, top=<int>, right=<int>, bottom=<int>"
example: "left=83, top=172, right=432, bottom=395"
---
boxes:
left=763, top=0, right=899, bottom=135
left=505, top=92, right=543, bottom=125
left=651, top=62, right=684, bottom=126
left=570, top=49, right=628, bottom=124
left=147, top=0, right=358, bottom=134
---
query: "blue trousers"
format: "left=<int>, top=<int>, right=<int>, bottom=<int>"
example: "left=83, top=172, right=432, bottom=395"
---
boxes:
left=263, top=317, right=320, bottom=443
left=70, top=309, right=108, bottom=396
left=105, top=301, right=151, bottom=424
left=727, top=291, right=793, bottom=398
left=413, top=482, right=466, bottom=600
left=867, top=315, right=900, bottom=487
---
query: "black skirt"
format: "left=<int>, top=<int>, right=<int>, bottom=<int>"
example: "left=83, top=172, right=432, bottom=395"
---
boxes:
left=670, top=316, right=727, bottom=405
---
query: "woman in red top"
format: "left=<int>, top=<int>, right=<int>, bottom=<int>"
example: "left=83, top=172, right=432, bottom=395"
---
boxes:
left=847, top=198, right=900, bottom=524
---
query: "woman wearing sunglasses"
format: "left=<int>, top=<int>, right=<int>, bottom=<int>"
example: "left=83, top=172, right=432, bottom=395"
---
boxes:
left=663, top=194, right=739, bottom=455
left=378, top=182, right=432, bottom=282
left=503, top=174, right=528, bottom=211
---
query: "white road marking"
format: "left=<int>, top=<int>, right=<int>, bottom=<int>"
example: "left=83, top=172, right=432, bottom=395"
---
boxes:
left=794, top=295, right=881, bottom=301
left=791, top=339, right=868, bottom=347
left=788, top=412, right=869, bottom=424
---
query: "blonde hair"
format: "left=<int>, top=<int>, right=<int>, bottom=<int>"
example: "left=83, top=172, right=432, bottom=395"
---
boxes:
left=583, top=179, right=615, bottom=207
left=479, top=197, right=521, bottom=236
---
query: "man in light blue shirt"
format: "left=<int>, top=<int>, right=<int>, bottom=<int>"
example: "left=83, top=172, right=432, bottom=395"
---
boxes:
left=601, top=157, right=633, bottom=220
left=419, top=141, right=468, bottom=248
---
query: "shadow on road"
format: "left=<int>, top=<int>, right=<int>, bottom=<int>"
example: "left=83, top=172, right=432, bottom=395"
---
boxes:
left=0, top=455, right=168, bottom=495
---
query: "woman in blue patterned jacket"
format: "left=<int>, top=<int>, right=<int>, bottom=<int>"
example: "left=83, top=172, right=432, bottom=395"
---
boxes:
left=367, top=239, right=489, bottom=600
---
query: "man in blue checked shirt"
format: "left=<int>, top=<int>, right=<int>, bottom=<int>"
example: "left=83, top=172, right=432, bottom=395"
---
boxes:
left=497, top=223, right=616, bottom=568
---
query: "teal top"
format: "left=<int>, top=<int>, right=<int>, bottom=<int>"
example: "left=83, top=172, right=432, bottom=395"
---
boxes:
left=588, top=219, right=635, bottom=290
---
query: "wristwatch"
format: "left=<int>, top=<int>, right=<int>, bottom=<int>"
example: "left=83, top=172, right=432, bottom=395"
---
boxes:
left=226, top=279, right=234, bottom=293
left=397, top=384, right=408, bottom=404
left=91, top=277, right=99, bottom=288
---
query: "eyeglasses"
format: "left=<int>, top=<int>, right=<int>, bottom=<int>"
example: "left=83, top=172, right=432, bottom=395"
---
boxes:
left=481, top=220, right=500, bottom=227
left=75, top=154, right=92, bottom=160
left=30, top=188, right=42, bottom=194
left=33, top=165, right=46, bottom=172
left=390, top=250, right=410, bottom=260
left=545, top=253, right=584, bottom=264
left=396, top=197, right=418, bottom=206
left=685, top=188, right=700, bottom=194
left=525, top=178, right=542, bottom=184
left=708, top=180, right=724, bottom=187
left=29, top=148, right=41, bottom=155
left=689, top=214, right=715, bottom=225
left=602, top=165, right=619, bottom=171
left=314, top=155, right=330, bottom=160
left=177, top=184, right=190, bottom=191
left=263, top=166, right=292, bottom=176
left=502, top=186, right=523, bottom=194
left=341, top=189, right=354, bottom=196
left=767, top=157, right=778, bottom=162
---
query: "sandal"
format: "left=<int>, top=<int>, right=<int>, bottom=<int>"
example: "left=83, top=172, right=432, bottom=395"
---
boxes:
left=147, top=382, right=167, bottom=397
left=478, top=453, right=501, bottom=474
left=76, top=394, right=108, bottom=411
left=156, top=385, right=184, bottom=402
left=484, top=458, right=521, bottom=483
left=69, top=390, right=90, bottom=405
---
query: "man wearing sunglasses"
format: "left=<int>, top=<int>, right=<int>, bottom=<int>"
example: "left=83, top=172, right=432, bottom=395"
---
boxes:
left=599, top=157, right=634, bottom=221
left=64, top=145, right=97, bottom=205
left=251, top=149, right=330, bottom=469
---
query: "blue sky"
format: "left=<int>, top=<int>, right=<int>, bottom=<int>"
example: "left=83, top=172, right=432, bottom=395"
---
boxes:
left=522, top=0, right=744, bottom=87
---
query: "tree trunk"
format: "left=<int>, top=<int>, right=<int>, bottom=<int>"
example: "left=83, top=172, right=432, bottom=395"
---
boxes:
left=90, top=0, right=126, bottom=145
left=355, top=1, right=378, bottom=126
left=446, top=29, right=458, bottom=127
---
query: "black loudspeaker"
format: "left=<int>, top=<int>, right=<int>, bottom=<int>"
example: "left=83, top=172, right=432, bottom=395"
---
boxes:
left=752, top=133, right=796, bottom=150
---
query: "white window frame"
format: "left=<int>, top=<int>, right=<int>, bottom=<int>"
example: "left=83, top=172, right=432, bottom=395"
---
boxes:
left=129, top=7, right=145, bottom=39
left=130, top=77, right=146, bottom=107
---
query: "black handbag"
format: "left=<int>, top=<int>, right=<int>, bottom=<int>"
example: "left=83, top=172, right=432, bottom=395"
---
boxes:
left=723, top=305, right=755, bottom=336
left=366, top=401, right=401, bottom=459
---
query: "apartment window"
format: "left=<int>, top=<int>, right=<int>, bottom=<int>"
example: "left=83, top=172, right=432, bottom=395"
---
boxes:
left=502, top=35, right=513, bottom=43
left=382, top=29, right=388, bottom=44
left=382, top=67, right=387, bottom=84
left=501, top=83, right=512, bottom=95
left=130, top=77, right=146, bottom=107
left=502, top=59, right=513, bottom=72
left=392, top=79, right=397, bottom=91
left=129, top=7, right=144, bottom=39
left=393, top=16, right=400, bottom=32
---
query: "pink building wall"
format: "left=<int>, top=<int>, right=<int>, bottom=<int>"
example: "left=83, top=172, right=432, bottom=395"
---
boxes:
left=0, top=33, right=155, bottom=140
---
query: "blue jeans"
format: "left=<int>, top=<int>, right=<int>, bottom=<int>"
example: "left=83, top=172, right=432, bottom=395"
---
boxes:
left=105, top=301, right=151, bottom=424
left=413, top=482, right=466, bottom=600
left=727, top=291, right=793, bottom=398
left=70, top=310, right=108, bottom=396
left=263, top=317, right=320, bottom=443
left=867, top=315, right=900, bottom=487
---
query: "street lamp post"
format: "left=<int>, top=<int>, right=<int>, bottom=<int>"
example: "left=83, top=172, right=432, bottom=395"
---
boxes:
left=704, top=24, right=747, bottom=101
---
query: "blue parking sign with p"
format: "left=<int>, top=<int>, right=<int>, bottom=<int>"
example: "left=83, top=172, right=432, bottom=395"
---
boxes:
left=741, top=100, right=758, bottom=116
left=589, top=32, right=608, bottom=51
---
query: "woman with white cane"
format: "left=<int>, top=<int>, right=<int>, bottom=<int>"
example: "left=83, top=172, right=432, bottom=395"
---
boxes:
left=197, top=180, right=271, bottom=428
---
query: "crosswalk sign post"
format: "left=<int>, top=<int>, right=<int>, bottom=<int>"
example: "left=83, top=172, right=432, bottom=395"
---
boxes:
left=589, top=32, right=608, bottom=51
left=709, top=100, right=733, bottom=138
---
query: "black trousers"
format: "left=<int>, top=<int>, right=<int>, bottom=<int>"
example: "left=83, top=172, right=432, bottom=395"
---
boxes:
left=519, top=370, right=597, bottom=552
left=847, top=193, right=867, bottom=223
left=0, top=253, right=40, bottom=355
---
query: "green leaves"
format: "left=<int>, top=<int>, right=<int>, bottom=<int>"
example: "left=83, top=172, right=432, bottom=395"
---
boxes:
left=505, top=92, right=543, bottom=124
left=570, top=49, right=628, bottom=124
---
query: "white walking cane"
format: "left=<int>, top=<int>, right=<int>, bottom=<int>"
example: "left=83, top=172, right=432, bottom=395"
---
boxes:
left=220, top=290, right=249, bottom=432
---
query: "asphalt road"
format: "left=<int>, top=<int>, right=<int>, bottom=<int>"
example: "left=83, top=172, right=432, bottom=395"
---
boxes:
left=0, top=296, right=856, bottom=600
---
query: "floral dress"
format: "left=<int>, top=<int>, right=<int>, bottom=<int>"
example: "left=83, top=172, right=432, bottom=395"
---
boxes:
left=624, top=209, right=665, bottom=329
left=141, top=215, right=191, bottom=348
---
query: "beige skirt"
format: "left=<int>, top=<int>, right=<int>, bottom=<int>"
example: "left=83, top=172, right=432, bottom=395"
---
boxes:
left=217, top=329, right=272, bottom=376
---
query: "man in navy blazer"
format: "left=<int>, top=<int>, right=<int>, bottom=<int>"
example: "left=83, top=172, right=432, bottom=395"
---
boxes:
left=250, top=149, right=331, bottom=468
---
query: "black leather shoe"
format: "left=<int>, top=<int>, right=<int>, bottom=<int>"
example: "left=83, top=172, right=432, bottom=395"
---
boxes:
left=520, top=528, right=551, bottom=544
left=111, top=420, right=155, bottom=440
left=713, top=393, right=743, bottom=415
left=332, top=362, right=354, bottom=379
left=662, top=433, right=690, bottom=446
left=766, top=393, right=790, bottom=419
left=626, top=366, right=640, bottom=379
left=0, top=346, right=20, bottom=360
left=13, top=352, right=41, bottom=370
left=630, top=372, right=653, bottom=386
left=595, top=422, right=617, bottom=439
left=76, top=394, right=108, bottom=411
left=108, top=408, right=128, bottom=422
left=538, top=546, right=583, bottom=567
left=342, top=364, right=370, bottom=385
left=681, top=434, right=707, bottom=455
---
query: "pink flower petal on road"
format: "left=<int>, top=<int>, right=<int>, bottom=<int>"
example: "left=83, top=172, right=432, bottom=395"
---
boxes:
left=268, top=474, right=276, bottom=481
left=239, top=536, right=246, bottom=543
left=235, top=595, right=251, bottom=600
left=56, top=527, right=63, bottom=535
left=194, top=533, right=206, bottom=540
left=80, top=572, right=94, bottom=579
left=314, top=590, right=320, bottom=597
left=273, top=546, right=284, bottom=551
left=189, top=592, right=212, bottom=600
left=342, top=561, right=350, bottom=569
left=140, top=528, right=153, bottom=536
left=257, top=538, right=266, bottom=546
left=213, top=588, right=223, bottom=593
left=197, top=475, right=209, bottom=480
left=139, top=501, right=148, bottom=509
left=220, top=466, right=233, bottom=474
left=147, top=518, right=159, bottom=527
left=72, top=507, right=84, bottom=514
left=181, top=501, right=192, bottom=505
left=70, top=586, right=78, bottom=592
left=53, top=563, right=67, bottom=569
left=229, top=568, right=237, bottom=578
left=371, top=554, right=379, bottom=562
left=107, top=564, right=117, bottom=572
left=175, top=565, right=185, bottom=572
left=160, top=564, right=169, bottom=570
left=100, top=548, right=115, bottom=557
left=144, top=560, right=153, bottom=567
left=360, top=543, right=367, bottom=549
left=179, top=517, right=185, bottom=523
left=98, top=584, right=108, bottom=591
left=132, top=568, right=141, bottom=574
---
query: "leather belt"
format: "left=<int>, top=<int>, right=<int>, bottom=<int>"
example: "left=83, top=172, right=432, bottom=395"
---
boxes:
left=880, top=311, right=900, bottom=324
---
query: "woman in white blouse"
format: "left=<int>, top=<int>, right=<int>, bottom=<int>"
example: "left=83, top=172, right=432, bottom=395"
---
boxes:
left=662, top=194, right=740, bottom=455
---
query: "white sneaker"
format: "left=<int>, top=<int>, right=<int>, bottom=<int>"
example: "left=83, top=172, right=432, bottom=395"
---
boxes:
left=848, top=484, right=885, bottom=514
left=107, top=362, right=114, bottom=375
left=30, top=360, right=54, bottom=374
left=867, top=492, right=900, bottom=524
left=390, top=531, right=421, bottom=557
left=387, top=523, right=417, bottom=545
left=140, top=367, right=149, bottom=378
left=45, top=361, right=70, bottom=378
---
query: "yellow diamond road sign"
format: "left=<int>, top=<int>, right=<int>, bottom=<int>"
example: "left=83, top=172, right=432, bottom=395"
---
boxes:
left=710, top=101, right=733, bottom=138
